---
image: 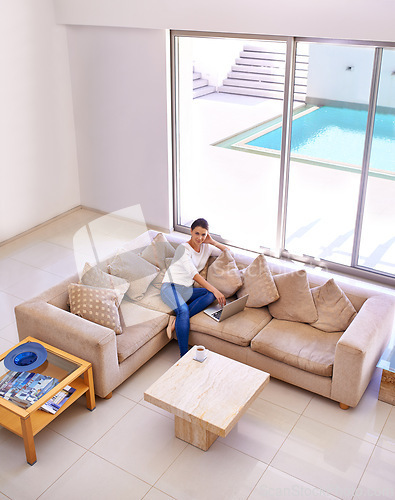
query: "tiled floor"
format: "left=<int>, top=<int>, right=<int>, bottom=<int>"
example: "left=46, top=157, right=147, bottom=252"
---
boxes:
left=1, top=208, right=395, bottom=500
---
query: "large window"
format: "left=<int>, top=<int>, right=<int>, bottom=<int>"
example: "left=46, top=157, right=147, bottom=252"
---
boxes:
left=172, top=32, right=395, bottom=284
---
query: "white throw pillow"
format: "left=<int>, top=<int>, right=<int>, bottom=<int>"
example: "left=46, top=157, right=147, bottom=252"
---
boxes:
left=206, top=249, right=243, bottom=298
left=140, top=233, right=175, bottom=269
left=108, top=251, right=159, bottom=301
left=268, top=270, right=318, bottom=323
left=237, top=254, right=279, bottom=307
left=310, top=279, right=357, bottom=332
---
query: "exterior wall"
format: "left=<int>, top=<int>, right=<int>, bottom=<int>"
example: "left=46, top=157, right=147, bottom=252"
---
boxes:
left=306, top=44, right=395, bottom=109
left=0, top=0, right=80, bottom=242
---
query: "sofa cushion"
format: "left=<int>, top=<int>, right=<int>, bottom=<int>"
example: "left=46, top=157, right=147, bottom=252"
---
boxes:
left=237, top=254, right=279, bottom=307
left=132, top=284, right=175, bottom=315
left=80, top=262, right=130, bottom=300
left=251, top=319, right=343, bottom=377
left=310, top=279, right=357, bottom=332
left=117, top=302, right=169, bottom=362
left=140, top=232, right=175, bottom=269
left=189, top=306, right=272, bottom=346
left=68, top=283, right=123, bottom=334
left=268, top=270, right=318, bottom=323
left=108, top=251, right=159, bottom=301
left=206, top=249, right=243, bottom=298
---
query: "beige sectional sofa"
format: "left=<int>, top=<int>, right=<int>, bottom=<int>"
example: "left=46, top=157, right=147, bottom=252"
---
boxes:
left=15, top=230, right=395, bottom=408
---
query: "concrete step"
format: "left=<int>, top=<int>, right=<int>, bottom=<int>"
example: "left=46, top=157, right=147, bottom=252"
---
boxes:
left=244, top=43, right=310, bottom=57
left=227, top=71, right=307, bottom=86
left=218, top=85, right=306, bottom=102
left=240, top=51, right=309, bottom=65
left=222, top=78, right=306, bottom=94
left=236, top=57, right=309, bottom=72
left=193, top=78, right=209, bottom=90
left=193, top=85, right=216, bottom=99
left=244, top=43, right=286, bottom=54
left=231, top=65, right=307, bottom=79
left=193, top=72, right=202, bottom=80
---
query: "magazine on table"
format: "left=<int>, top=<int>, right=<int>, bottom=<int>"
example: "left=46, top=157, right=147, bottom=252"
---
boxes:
left=0, top=371, right=59, bottom=409
left=40, top=385, right=76, bottom=414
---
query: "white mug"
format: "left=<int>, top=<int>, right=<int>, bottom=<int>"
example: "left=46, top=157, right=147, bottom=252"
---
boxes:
left=195, top=345, right=207, bottom=362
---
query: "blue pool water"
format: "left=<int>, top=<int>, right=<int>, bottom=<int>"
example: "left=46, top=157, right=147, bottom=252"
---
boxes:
left=246, top=106, right=395, bottom=173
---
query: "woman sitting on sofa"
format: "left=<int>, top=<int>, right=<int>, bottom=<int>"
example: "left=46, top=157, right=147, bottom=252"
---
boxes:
left=160, top=218, right=227, bottom=357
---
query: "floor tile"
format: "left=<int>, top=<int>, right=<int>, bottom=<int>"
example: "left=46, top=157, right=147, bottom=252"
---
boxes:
left=249, top=466, right=339, bottom=499
left=303, top=388, right=391, bottom=444
left=115, top=348, right=178, bottom=403
left=355, top=446, right=395, bottom=499
left=91, top=404, right=187, bottom=485
left=0, top=428, right=85, bottom=500
left=143, top=488, right=175, bottom=500
left=0, top=291, right=22, bottom=330
left=0, top=336, right=14, bottom=355
left=220, top=397, right=299, bottom=463
left=377, top=406, right=395, bottom=453
left=271, top=416, right=375, bottom=499
left=48, top=392, right=137, bottom=449
left=0, top=258, right=38, bottom=291
left=11, top=241, right=75, bottom=269
left=39, top=451, right=151, bottom=500
left=5, top=268, right=61, bottom=300
left=258, top=377, right=313, bottom=414
left=155, top=440, right=267, bottom=500
left=0, top=321, right=19, bottom=344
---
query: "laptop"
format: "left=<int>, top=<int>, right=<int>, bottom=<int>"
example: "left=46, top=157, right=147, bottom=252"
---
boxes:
left=204, top=294, right=249, bottom=322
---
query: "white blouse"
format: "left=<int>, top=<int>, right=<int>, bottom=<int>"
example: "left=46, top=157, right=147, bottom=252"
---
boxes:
left=162, top=242, right=212, bottom=287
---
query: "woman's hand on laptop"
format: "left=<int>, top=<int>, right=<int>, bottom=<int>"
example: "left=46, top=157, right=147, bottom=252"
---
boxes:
left=212, top=288, right=226, bottom=307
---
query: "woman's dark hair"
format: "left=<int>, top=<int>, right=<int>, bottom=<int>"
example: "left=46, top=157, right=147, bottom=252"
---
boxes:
left=191, top=218, right=209, bottom=231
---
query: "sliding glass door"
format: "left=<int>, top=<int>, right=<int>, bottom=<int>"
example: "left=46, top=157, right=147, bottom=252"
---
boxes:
left=358, top=48, right=395, bottom=275
left=174, top=35, right=286, bottom=250
left=172, top=32, right=395, bottom=284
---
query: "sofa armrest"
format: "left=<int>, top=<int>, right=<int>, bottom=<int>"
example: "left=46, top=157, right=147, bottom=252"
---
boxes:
left=331, top=295, right=395, bottom=407
left=15, top=301, right=120, bottom=398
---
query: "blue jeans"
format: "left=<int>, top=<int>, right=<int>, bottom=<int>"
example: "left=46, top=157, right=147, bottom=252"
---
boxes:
left=160, top=283, right=215, bottom=356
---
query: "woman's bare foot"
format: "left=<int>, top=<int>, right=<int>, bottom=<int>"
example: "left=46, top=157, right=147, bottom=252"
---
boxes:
left=166, top=316, right=176, bottom=339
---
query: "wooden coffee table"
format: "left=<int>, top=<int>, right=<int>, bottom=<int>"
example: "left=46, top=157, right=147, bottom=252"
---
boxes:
left=144, top=346, right=269, bottom=451
left=0, top=336, right=95, bottom=465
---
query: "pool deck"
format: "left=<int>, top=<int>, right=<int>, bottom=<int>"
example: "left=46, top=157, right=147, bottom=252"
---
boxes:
left=183, top=92, right=395, bottom=277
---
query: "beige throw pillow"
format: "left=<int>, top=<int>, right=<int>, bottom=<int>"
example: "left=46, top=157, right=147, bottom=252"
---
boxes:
left=310, top=279, right=357, bottom=332
left=140, top=233, right=175, bottom=269
left=268, top=270, right=318, bottom=323
left=80, top=262, right=129, bottom=302
left=108, top=251, right=159, bottom=301
left=68, top=283, right=122, bottom=334
left=206, top=249, right=243, bottom=298
left=236, top=254, right=279, bottom=307
left=151, top=257, right=173, bottom=290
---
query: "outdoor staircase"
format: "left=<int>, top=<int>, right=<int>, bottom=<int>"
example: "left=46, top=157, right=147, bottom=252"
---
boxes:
left=193, top=69, right=215, bottom=99
left=218, top=44, right=309, bottom=102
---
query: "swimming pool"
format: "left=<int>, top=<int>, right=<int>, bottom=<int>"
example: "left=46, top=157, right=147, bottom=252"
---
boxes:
left=219, top=105, right=395, bottom=176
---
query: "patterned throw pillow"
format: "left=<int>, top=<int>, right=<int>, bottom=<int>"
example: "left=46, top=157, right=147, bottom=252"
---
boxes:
left=310, top=279, right=357, bottom=332
left=236, top=254, right=279, bottom=307
left=206, top=249, right=243, bottom=298
left=80, top=262, right=129, bottom=303
left=68, top=283, right=123, bottom=334
left=140, top=233, right=175, bottom=269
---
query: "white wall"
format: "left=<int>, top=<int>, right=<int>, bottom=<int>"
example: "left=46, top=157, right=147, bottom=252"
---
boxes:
left=53, top=0, right=395, bottom=43
left=0, top=1, right=80, bottom=242
left=66, top=27, right=172, bottom=230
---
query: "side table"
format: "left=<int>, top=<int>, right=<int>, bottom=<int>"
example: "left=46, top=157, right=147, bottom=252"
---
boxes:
left=0, top=336, right=95, bottom=465
left=377, top=342, right=395, bottom=405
